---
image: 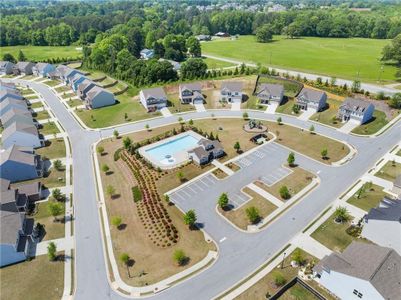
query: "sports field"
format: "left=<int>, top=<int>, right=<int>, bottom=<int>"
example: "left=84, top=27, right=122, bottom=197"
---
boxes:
left=202, top=35, right=397, bottom=83
left=0, top=45, right=82, bottom=61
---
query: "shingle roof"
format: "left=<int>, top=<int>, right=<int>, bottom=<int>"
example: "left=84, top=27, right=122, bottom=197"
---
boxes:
left=188, top=146, right=209, bottom=159
left=86, top=86, right=113, bottom=101
left=77, top=79, right=96, bottom=92
left=257, top=83, right=284, bottom=97
left=365, top=197, right=401, bottom=222
left=0, top=98, right=28, bottom=111
left=141, top=87, right=167, bottom=99
left=0, top=145, right=36, bottom=166
left=15, top=61, right=34, bottom=70
left=341, top=97, right=373, bottom=113
left=0, top=107, right=31, bottom=123
left=297, top=87, right=326, bottom=103
left=0, top=208, right=24, bottom=245
left=221, top=81, right=243, bottom=92
left=180, top=82, right=202, bottom=92
left=1, top=122, right=38, bottom=141
left=34, top=62, right=52, bottom=72
left=0, top=90, right=23, bottom=100
left=314, top=242, right=401, bottom=299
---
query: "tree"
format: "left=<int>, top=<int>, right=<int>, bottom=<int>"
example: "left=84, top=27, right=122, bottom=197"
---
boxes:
left=381, top=34, right=401, bottom=64
left=53, top=159, right=64, bottom=171
left=173, top=249, right=187, bottom=266
left=177, top=171, right=185, bottom=182
left=52, top=188, right=65, bottom=202
left=188, top=119, right=194, bottom=126
left=106, top=185, right=116, bottom=199
left=97, top=146, right=104, bottom=155
left=309, top=125, right=315, bottom=134
left=180, top=58, right=207, bottom=79
left=18, top=50, right=27, bottom=61
left=47, top=242, right=57, bottom=261
left=357, top=181, right=372, bottom=199
left=119, top=253, right=131, bottom=277
left=218, top=193, right=229, bottom=209
left=234, top=141, right=241, bottom=153
left=321, top=148, right=328, bottom=160
left=122, top=136, right=132, bottom=150
left=245, top=206, right=260, bottom=224
left=183, top=209, right=197, bottom=228
left=274, top=274, right=286, bottom=287
left=101, top=164, right=110, bottom=174
left=145, top=124, right=150, bottom=131
left=113, top=130, right=119, bottom=139
left=2, top=53, right=16, bottom=63
left=164, top=194, right=170, bottom=204
left=48, top=201, right=63, bottom=221
left=389, top=93, right=401, bottom=108
left=242, top=112, right=249, bottom=120
left=111, top=216, right=122, bottom=229
left=287, top=152, right=295, bottom=167
left=279, top=186, right=291, bottom=200
left=351, top=80, right=361, bottom=93
left=292, top=249, right=305, bottom=266
left=334, top=206, right=351, bottom=223
left=256, top=24, right=273, bottom=43
left=277, top=117, right=282, bottom=125
left=178, top=117, right=184, bottom=124
left=186, top=36, right=201, bottom=57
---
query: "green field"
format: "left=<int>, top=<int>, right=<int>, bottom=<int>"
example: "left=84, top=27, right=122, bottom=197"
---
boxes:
left=203, top=57, right=235, bottom=69
left=0, top=45, right=82, bottom=61
left=202, top=35, right=397, bottom=83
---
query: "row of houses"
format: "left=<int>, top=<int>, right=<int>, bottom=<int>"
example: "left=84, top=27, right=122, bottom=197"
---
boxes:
left=0, top=81, right=44, bottom=267
left=0, top=61, right=56, bottom=77
left=314, top=179, right=401, bottom=299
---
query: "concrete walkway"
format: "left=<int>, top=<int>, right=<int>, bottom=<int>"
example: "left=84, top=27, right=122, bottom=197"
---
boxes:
left=247, top=183, right=283, bottom=207
left=362, top=174, right=394, bottom=190
left=34, top=236, right=74, bottom=256
left=194, top=103, right=206, bottom=112
left=160, top=107, right=172, bottom=117
left=292, top=233, right=332, bottom=259
left=211, top=160, right=234, bottom=176
left=231, top=102, right=241, bottom=111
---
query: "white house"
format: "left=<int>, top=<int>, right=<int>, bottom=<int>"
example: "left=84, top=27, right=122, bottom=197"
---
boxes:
left=220, top=81, right=243, bottom=103
left=1, top=122, right=42, bottom=149
left=338, top=98, right=375, bottom=125
left=179, top=82, right=204, bottom=105
left=188, top=138, right=224, bottom=165
left=139, top=87, right=167, bottom=112
left=314, top=242, right=401, bottom=300
left=256, top=83, right=284, bottom=105
left=32, top=63, right=55, bottom=77
left=295, top=87, right=327, bottom=112
left=362, top=198, right=401, bottom=255
left=140, top=49, right=155, bottom=60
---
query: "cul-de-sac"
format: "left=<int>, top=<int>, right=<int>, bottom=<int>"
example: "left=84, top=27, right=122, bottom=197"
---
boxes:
left=1, top=1, right=401, bottom=300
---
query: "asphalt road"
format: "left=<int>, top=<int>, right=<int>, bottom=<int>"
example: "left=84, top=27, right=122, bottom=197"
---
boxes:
left=8, top=78, right=401, bottom=300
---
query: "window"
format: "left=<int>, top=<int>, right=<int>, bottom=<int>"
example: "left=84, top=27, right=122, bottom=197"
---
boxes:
left=352, top=289, right=363, bottom=298
left=358, top=293, right=363, bottom=298
left=353, top=290, right=358, bottom=295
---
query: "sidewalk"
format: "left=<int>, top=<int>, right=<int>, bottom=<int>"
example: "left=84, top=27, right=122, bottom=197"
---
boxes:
left=212, top=160, right=234, bottom=176
left=247, top=183, right=283, bottom=207
left=33, top=236, right=74, bottom=256
left=291, top=233, right=332, bottom=259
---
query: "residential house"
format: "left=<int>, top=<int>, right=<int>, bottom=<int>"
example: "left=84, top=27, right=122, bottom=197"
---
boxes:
left=77, top=79, right=96, bottom=100
left=392, top=175, right=401, bottom=196
left=256, top=83, right=284, bottom=105
left=337, top=98, right=375, bottom=125
left=295, top=87, right=327, bottom=112
left=179, top=82, right=204, bottom=105
left=158, top=58, right=181, bottom=71
left=0, top=145, right=43, bottom=182
left=0, top=61, right=15, bottom=75
left=362, top=197, right=401, bottom=255
left=0, top=80, right=17, bottom=92
left=220, top=81, right=243, bottom=103
left=1, top=179, right=42, bottom=212
left=0, top=98, right=28, bottom=116
left=13, top=62, right=35, bottom=75
left=140, top=49, right=155, bottom=60
left=1, top=122, right=42, bottom=149
left=69, top=73, right=86, bottom=92
left=0, top=90, right=23, bottom=102
left=1, top=107, right=35, bottom=128
left=196, top=35, right=211, bottom=41
left=188, top=138, right=225, bottom=165
left=139, top=87, right=168, bottom=112
left=84, top=86, right=115, bottom=109
left=314, top=242, right=401, bottom=300
left=215, top=32, right=230, bottom=37
left=32, top=63, right=56, bottom=77
left=63, top=68, right=83, bottom=85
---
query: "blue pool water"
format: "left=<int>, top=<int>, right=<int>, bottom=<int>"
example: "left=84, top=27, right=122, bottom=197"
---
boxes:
left=145, top=134, right=200, bottom=161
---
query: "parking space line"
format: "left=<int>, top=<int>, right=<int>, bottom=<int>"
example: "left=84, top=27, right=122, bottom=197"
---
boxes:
left=197, top=180, right=209, bottom=189
left=204, top=176, right=215, bottom=184
left=172, top=192, right=186, bottom=202
left=192, top=183, right=204, bottom=192
left=180, top=189, right=192, bottom=197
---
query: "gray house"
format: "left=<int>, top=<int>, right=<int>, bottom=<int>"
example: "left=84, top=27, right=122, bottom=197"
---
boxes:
left=179, top=82, right=204, bottom=104
left=1, top=122, right=42, bottom=149
left=77, top=79, right=96, bottom=100
left=139, top=87, right=168, bottom=112
left=1, top=107, right=35, bottom=128
left=362, top=197, right=401, bottom=255
left=1, top=178, right=42, bottom=212
left=85, top=86, right=115, bottom=109
left=13, top=62, right=35, bottom=75
left=188, top=138, right=225, bottom=165
left=295, top=88, right=327, bottom=112
left=256, top=83, right=284, bottom=105
left=32, top=63, right=55, bottom=77
left=338, top=98, right=375, bottom=125
left=0, top=98, right=28, bottom=116
left=0, top=61, right=15, bottom=75
left=0, top=90, right=23, bottom=102
left=220, top=81, right=243, bottom=103
left=314, top=242, right=401, bottom=300
left=0, top=145, right=43, bottom=182
left=0, top=80, right=17, bottom=92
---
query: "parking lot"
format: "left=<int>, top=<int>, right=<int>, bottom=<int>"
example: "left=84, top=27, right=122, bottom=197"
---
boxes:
left=169, top=173, right=219, bottom=202
left=236, top=142, right=283, bottom=169
left=258, top=166, right=292, bottom=186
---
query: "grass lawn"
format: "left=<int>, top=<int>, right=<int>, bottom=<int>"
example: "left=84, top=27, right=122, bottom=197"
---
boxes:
left=43, top=80, right=61, bottom=87
left=31, top=200, right=65, bottom=241
left=310, top=99, right=344, bottom=128
left=202, top=35, right=397, bottom=84
left=351, top=110, right=389, bottom=135
left=0, top=253, right=64, bottom=300
left=96, top=141, right=215, bottom=286
left=257, top=76, right=302, bottom=98
left=375, top=161, right=401, bottom=182
left=236, top=248, right=318, bottom=300
left=40, top=122, right=60, bottom=135
left=0, top=45, right=81, bottom=61
left=33, top=110, right=50, bottom=120
left=61, top=92, right=76, bottom=99
left=311, top=212, right=366, bottom=252
left=347, top=183, right=389, bottom=212
left=26, top=94, right=39, bottom=100
left=255, top=166, right=315, bottom=200
left=29, top=101, right=43, bottom=109
left=21, top=88, right=35, bottom=95
left=219, top=187, right=277, bottom=230
left=280, top=283, right=318, bottom=300
left=167, top=94, right=196, bottom=113
left=204, top=57, right=235, bottom=69
left=67, top=99, right=83, bottom=107
left=76, top=89, right=161, bottom=128
left=36, top=138, right=66, bottom=160
left=275, top=98, right=299, bottom=116
left=55, top=85, right=72, bottom=93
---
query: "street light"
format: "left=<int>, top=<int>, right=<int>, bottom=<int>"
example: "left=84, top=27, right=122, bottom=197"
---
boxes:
left=281, top=252, right=286, bottom=269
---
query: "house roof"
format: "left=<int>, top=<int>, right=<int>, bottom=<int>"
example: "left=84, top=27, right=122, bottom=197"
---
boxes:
left=0, top=97, right=28, bottom=111
left=15, top=61, right=34, bottom=70
left=16, top=182, right=41, bottom=198
left=56, top=65, right=70, bottom=76
left=180, top=82, right=202, bottom=92
left=86, top=86, right=113, bottom=101
left=1, top=122, right=38, bottom=141
left=0, top=178, right=11, bottom=192
left=1, top=112, right=34, bottom=128
left=0, top=145, right=36, bottom=166
left=64, top=68, right=81, bottom=78
left=297, top=87, right=326, bottom=103
left=314, top=242, right=401, bottom=299
left=71, top=73, right=85, bottom=83
left=140, top=49, right=154, bottom=56
left=365, top=197, right=401, bottom=222
left=0, top=61, right=14, bottom=68
left=77, top=79, right=96, bottom=92
left=1, top=107, right=31, bottom=123
left=257, top=83, right=284, bottom=97
left=341, top=98, right=373, bottom=113
left=0, top=80, right=17, bottom=90
left=221, top=81, right=243, bottom=92
left=189, top=146, right=209, bottom=159
left=0, top=90, right=23, bottom=100
left=34, top=62, right=52, bottom=72
left=0, top=208, right=24, bottom=245
left=141, top=87, right=167, bottom=100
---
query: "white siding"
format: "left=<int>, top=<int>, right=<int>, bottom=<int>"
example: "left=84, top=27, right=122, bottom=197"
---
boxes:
left=362, top=220, right=401, bottom=255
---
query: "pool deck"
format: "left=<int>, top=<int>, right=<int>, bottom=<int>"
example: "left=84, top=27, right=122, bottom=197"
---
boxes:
left=138, top=130, right=204, bottom=169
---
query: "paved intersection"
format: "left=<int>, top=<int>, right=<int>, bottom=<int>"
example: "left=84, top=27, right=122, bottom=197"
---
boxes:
left=6, top=78, right=401, bottom=300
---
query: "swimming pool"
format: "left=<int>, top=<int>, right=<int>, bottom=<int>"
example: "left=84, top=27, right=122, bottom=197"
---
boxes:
left=144, top=133, right=200, bottom=165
